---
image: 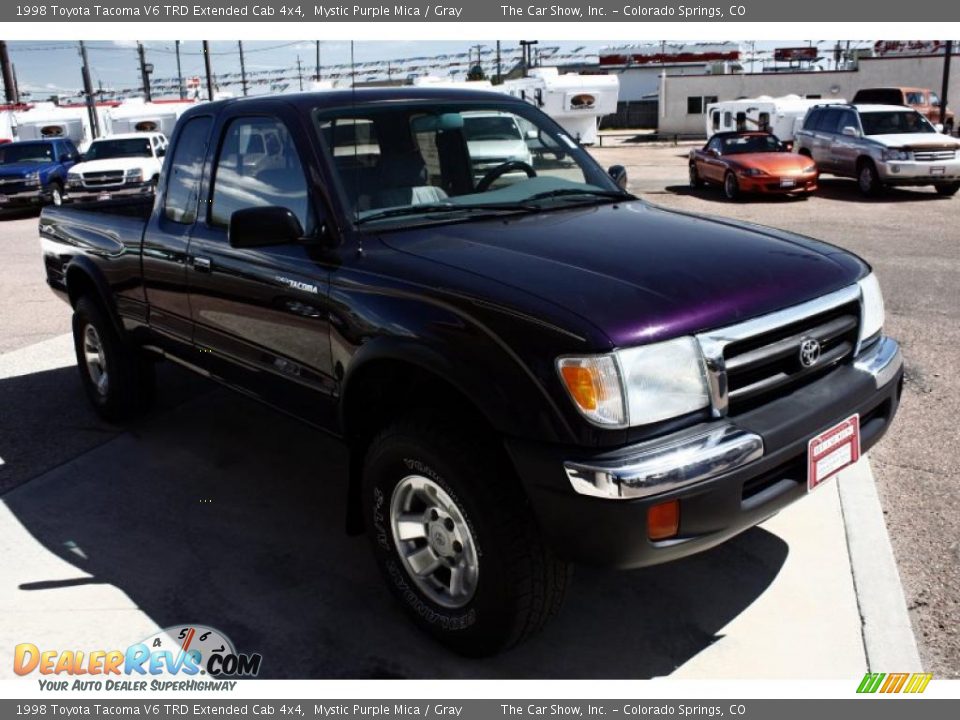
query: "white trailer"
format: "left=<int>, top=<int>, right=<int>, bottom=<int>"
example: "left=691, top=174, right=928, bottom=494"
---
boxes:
left=500, top=68, right=619, bottom=145
left=106, top=99, right=197, bottom=139
left=705, top=95, right=847, bottom=142
left=12, top=103, right=109, bottom=151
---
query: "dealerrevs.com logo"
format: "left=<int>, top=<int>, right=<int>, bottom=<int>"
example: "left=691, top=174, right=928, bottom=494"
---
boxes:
left=14, top=625, right=262, bottom=691
left=857, top=672, right=933, bottom=694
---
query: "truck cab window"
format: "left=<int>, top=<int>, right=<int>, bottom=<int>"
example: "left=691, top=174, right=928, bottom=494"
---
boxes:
left=164, top=116, right=212, bottom=224
left=210, top=117, right=311, bottom=232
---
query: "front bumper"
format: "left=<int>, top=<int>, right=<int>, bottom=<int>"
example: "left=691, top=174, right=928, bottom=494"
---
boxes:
left=507, top=336, right=903, bottom=568
left=738, top=172, right=818, bottom=194
left=65, top=181, right=154, bottom=202
left=0, top=187, right=52, bottom=208
left=877, top=158, right=960, bottom=184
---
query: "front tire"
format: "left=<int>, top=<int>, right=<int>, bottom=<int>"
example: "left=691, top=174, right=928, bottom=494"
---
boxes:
left=689, top=164, right=704, bottom=189
left=72, top=297, right=155, bottom=422
left=934, top=182, right=959, bottom=197
left=723, top=171, right=740, bottom=201
left=50, top=181, right=63, bottom=207
left=362, top=412, right=570, bottom=656
left=857, top=160, right=883, bottom=197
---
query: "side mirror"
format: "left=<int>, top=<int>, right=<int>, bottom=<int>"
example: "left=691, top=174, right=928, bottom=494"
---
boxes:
left=708, top=148, right=720, bottom=157
left=934, top=123, right=944, bottom=133
left=608, top=165, right=628, bottom=190
left=841, top=126, right=860, bottom=138
left=228, top=206, right=304, bottom=249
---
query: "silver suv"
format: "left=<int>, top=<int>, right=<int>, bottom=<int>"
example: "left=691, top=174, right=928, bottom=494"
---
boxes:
left=795, top=103, right=960, bottom=197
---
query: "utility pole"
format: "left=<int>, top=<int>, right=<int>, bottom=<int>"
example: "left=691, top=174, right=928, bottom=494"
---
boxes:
left=238, top=41, right=248, bottom=97
left=0, top=40, right=19, bottom=103
left=296, top=56, right=304, bottom=91
left=202, top=40, right=215, bottom=101
left=315, top=40, right=321, bottom=81
left=941, top=41, right=953, bottom=131
left=175, top=40, right=185, bottom=100
left=495, top=40, right=502, bottom=84
left=78, top=41, right=101, bottom=139
left=137, top=42, right=153, bottom=102
left=519, top=40, right=538, bottom=78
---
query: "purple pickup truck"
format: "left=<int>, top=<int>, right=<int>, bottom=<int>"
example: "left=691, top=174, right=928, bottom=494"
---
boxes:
left=40, top=88, right=903, bottom=655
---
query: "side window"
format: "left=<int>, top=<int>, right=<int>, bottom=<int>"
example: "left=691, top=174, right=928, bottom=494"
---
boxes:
left=706, top=136, right=722, bottom=153
left=164, top=116, right=212, bottom=225
left=210, top=117, right=311, bottom=232
left=723, top=111, right=732, bottom=129
left=906, top=92, right=924, bottom=106
left=803, top=109, right=821, bottom=131
left=837, top=110, right=859, bottom=133
left=817, top=109, right=841, bottom=134
left=711, top=111, right=720, bottom=131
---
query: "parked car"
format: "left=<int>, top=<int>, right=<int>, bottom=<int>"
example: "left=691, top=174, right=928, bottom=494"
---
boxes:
left=689, top=131, right=818, bottom=200
left=40, top=89, right=903, bottom=656
left=461, top=110, right=535, bottom=183
left=852, top=87, right=954, bottom=136
left=65, top=132, right=167, bottom=203
left=0, top=138, right=79, bottom=212
left=795, top=103, right=960, bottom=197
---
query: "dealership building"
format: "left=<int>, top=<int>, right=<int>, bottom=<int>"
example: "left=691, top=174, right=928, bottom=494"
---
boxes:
left=654, top=46, right=959, bottom=136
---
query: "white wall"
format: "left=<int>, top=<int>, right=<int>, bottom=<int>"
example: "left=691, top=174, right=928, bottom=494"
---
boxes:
left=659, top=55, right=960, bottom=135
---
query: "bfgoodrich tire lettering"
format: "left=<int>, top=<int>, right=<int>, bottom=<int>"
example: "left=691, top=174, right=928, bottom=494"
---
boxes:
left=362, top=411, right=570, bottom=656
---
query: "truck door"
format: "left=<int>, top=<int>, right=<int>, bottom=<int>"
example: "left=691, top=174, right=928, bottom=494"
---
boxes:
left=810, top=108, right=841, bottom=172
left=828, top=109, right=862, bottom=177
left=142, top=114, right=214, bottom=350
left=185, top=110, right=339, bottom=429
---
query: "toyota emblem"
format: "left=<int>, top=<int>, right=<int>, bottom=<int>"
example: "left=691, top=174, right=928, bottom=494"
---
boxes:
left=799, top=338, right=821, bottom=367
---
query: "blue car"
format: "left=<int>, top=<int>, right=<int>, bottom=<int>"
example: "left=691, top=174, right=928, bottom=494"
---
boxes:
left=0, top=138, right=80, bottom=213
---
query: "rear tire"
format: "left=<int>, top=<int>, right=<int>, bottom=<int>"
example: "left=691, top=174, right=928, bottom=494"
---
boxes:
left=361, top=411, right=570, bottom=656
left=72, top=297, right=155, bottom=422
left=934, top=182, right=959, bottom=197
left=857, top=160, right=883, bottom=197
left=50, top=181, right=63, bottom=207
left=723, top=171, right=740, bottom=201
left=689, top=164, right=704, bottom=189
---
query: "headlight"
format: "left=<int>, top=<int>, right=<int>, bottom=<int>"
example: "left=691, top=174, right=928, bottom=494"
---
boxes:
left=858, top=273, right=885, bottom=346
left=558, top=337, right=711, bottom=428
left=125, top=168, right=143, bottom=182
left=66, top=172, right=81, bottom=188
left=881, top=149, right=911, bottom=161
left=23, top=172, right=40, bottom=187
left=738, top=167, right=766, bottom=177
left=803, top=164, right=817, bottom=174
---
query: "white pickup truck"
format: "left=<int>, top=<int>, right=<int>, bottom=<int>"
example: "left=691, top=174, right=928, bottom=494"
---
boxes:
left=65, top=132, right=168, bottom=203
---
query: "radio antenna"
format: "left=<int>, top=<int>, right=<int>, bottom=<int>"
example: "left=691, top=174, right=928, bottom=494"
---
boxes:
left=351, top=40, right=362, bottom=254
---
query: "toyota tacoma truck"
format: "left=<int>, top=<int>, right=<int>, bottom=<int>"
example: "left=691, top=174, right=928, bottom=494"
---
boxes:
left=39, top=89, right=903, bottom=656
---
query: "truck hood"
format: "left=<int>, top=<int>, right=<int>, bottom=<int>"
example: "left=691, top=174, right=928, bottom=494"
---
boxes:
left=381, top=200, right=866, bottom=348
left=865, top=133, right=960, bottom=149
left=0, top=161, right=57, bottom=177
left=72, top=158, right=157, bottom=174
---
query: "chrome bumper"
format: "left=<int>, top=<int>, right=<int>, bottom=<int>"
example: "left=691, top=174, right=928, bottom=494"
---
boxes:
left=564, top=336, right=902, bottom=500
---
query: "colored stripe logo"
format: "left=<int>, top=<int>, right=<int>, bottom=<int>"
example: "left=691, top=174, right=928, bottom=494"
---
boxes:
left=857, top=672, right=933, bottom=694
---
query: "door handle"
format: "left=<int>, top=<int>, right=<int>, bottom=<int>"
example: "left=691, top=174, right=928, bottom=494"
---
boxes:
left=191, top=256, right=212, bottom=272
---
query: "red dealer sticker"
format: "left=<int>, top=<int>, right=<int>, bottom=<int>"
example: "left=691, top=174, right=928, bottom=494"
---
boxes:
left=807, top=414, right=861, bottom=491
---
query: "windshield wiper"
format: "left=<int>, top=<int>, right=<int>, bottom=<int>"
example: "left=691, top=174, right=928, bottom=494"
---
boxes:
left=358, top=202, right=540, bottom=224
left=523, top=187, right=634, bottom=204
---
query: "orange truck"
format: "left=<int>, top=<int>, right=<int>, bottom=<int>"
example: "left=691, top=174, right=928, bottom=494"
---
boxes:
left=852, top=87, right=955, bottom=135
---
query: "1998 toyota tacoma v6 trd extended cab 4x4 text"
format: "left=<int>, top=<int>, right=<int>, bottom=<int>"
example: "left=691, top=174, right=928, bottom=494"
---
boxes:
left=40, top=89, right=903, bottom=656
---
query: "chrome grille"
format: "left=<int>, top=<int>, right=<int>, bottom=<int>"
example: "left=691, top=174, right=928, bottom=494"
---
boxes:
left=81, top=171, right=125, bottom=187
left=696, top=285, right=863, bottom=417
left=913, top=149, right=956, bottom=162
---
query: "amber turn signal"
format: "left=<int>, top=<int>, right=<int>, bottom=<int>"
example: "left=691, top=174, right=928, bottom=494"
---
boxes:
left=647, top=500, right=680, bottom=541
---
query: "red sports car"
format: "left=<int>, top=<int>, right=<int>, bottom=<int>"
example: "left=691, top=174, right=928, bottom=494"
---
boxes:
left=689, top=131, right=819, bottom=200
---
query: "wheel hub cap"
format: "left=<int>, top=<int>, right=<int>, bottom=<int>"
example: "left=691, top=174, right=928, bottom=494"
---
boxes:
left=389, top=474, right=479, bottom=608
left=83, top=324, right=109, bottom=396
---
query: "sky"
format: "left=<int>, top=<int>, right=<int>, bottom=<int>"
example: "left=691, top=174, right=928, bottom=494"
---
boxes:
left=4, top=40, right=865, bottom=99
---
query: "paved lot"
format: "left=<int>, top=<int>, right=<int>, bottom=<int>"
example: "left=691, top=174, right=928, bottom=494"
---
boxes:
left=592, top=140, right=960, bottom=677
left=0, top=141, right=953, bottom=677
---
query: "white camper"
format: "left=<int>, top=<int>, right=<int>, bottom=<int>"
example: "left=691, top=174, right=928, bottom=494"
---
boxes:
left=0, top=107, right=19, bottom=143
left=705, top=95, right=847, bottom=142
left=12, top=103, right=107, bottom=151
left=500, top=68, right=619, bottom=145
left=106, top=99, right=197, bottom=139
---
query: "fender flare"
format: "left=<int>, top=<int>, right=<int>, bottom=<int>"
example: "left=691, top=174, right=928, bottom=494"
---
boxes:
left=64, top=256, right=124, bottom=336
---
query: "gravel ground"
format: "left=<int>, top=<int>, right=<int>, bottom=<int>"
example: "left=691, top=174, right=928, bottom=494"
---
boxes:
left=590, top=139, right=959, bottom=677
left=1, top=140, right=957, bottom=675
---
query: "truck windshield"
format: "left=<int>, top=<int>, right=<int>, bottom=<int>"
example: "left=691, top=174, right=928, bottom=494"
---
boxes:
left=0, top=143, right=54, bottom=164
left=84, top=138, right=153, bottom=160
left=314, top=100, right=628, bottom=228
left=860, top=111, right=936, bottom=135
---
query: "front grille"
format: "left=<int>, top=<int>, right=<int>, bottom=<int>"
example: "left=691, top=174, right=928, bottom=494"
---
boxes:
left=81, top=171, right=125, bottom=187
left=723, top=301, right=861, bottom=414
left=913, top=149, right=956, bottom=162
left=0, top=178, right=27, bottom=193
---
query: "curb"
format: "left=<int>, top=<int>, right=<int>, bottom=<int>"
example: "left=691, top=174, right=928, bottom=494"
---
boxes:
left=838, top=458, right=923, bottom=671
